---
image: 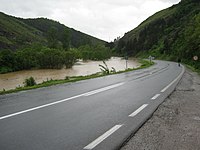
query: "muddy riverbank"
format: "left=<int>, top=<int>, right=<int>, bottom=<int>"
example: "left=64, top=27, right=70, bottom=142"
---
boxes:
left=0, top=57, right=140, bottom=90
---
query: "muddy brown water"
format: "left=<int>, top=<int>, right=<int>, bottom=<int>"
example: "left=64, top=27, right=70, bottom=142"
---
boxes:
left=0, top=57, right=140, bottom=90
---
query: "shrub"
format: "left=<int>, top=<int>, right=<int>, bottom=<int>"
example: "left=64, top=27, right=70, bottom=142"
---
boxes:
left=24, top=77, right=36, bottom=87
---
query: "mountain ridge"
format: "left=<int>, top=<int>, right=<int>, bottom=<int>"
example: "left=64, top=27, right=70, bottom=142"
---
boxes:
left=116, top=0, right=199, bottom=69
left=0, top=12, right=105, bottom=51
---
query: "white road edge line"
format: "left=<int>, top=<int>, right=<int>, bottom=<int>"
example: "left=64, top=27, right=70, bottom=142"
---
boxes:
left=151, top=94, right=160, bottom=100
left=129, top=104, right=148, bottom=117
left=0, top=82, right=124, bottom=120
left=161, top=66, right=185, bottom=93
left=0, top=94, right=84, bottom=120
left=84, top=125, right=123, bottom=150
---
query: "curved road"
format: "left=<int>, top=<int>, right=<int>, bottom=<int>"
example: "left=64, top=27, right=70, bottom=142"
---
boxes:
left=0, top=60, right=184, bottom=150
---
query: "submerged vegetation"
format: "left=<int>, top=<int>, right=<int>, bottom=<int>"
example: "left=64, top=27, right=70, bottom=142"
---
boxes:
left=99, top=61, right=110, bottom=75
left=99, top=61, right=117, bottom=75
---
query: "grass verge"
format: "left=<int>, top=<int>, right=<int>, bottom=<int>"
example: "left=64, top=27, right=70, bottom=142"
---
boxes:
left=185, top=64, right=200, bottom=75
left=0, top=59, right=154, bottom=95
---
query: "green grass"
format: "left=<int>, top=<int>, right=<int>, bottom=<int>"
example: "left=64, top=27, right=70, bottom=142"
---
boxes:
left=185, top=64, right=200, bottom=75
left=0, top=36, right=12, bottom=45
left=0, top=59, right=154, bottom=95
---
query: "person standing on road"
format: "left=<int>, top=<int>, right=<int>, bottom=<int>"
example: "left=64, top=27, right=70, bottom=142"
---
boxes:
left=178, top=58, right=181, bottom=67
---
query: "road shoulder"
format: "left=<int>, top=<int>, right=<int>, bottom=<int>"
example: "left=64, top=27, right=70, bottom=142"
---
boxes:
left=121, top=68, right=200, bottom=150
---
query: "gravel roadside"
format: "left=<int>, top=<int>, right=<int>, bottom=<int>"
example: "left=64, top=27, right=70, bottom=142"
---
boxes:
left=121, top=68, right=200, bottom=150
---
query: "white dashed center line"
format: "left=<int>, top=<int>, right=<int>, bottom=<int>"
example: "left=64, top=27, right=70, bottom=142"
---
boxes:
left=84, top=82, right=124, bottom=96
left=129, top=104, right=148, bottom=117
left=151, top=94, right=160, bottom=100
left=84, top=125, right=123, bottom=150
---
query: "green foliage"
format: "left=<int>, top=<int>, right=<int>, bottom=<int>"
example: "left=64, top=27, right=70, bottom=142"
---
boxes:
left=0, top=42, right=112, bottom=73
left=78, top=44, right=112, bottom=61
left=38, top=48, right=64, bottom=69
left=0, top=66, right=13, bottom=74
left=0, top=49, right=15, bottom=73
left=47, top=27, right=59, bottom=48
left=63, top=48, right=79, bottom=68
left=61, top=28, right=71, bottom=49
left=0, top=36, right=12, bottom=45
left=0, top=46, right=77, bottom=72
left=15, top=47, right=39, bottom=70
left=0, top=12, right=45, bottom=50
left=20, top=17, right=105, bottom=49
left=24, top=77, right=36, bottom=87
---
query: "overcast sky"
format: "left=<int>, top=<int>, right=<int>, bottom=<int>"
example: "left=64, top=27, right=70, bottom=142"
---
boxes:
left=0, top=0, right=181, bottom=42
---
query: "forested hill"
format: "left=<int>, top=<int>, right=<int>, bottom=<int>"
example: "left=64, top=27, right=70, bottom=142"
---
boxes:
left=20, top=18, right=105, bottom=48
left=0, top=12, right=105, bottom=50
left=116, top=0, right=200, bottom=69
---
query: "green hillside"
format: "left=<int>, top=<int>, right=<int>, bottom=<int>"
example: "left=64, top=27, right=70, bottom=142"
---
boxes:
left=20, top=18, right=105, bottom=48
left=116, top=0, right=200, bottom=69
left=0, top=12, right=45, bottom=50
left=0, top=12, right=105, bottom=50
left=0, top=12, right=110, bottom=73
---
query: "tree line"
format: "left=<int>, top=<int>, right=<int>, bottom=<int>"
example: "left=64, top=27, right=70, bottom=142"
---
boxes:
left=0, top=44, right=112, bottom=73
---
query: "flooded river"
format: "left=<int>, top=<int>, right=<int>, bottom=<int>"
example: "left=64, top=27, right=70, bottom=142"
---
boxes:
left=0, top=57, right=140, bottom=90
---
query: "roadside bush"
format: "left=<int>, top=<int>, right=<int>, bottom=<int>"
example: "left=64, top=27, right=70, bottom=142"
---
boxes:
left=24, top=77, right=36, bottom=87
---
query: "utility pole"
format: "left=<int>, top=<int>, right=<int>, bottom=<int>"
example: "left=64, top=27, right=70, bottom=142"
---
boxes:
left=149, top=55, right=152, bottom=63
left=125, top=53, right=128, bottom=70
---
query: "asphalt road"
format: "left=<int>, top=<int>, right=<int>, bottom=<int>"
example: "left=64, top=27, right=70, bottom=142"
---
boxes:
left=0, top=60, right=184, bottom=150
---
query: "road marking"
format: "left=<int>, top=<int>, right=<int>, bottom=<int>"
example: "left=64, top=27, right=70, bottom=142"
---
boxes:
left=0, top=82, right=124, bottom=120
left=84, top=125, right=123, bottom=150
left=83, top=82, right=124, bottom=96
left=129, top=104, right=148, bottom=117
left=0, top=94, right=84, bottom=120
left=151, top=94, right=160, bottom=100
left=161, top=66, right=185, bottom=93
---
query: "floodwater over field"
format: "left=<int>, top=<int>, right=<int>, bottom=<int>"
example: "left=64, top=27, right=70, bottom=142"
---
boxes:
left=0, top=57, right=140, bottom=90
